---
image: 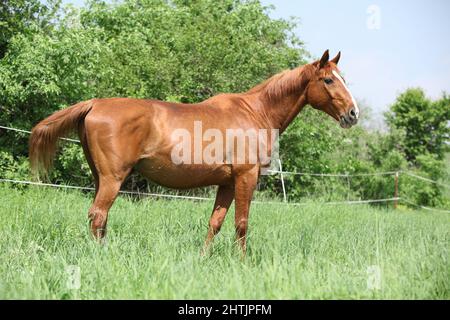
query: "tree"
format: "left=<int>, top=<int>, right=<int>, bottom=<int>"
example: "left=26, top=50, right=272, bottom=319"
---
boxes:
left=0, top=0, right=308, bottom=186
left=0, top=0, right=61, bottom=59
left=385, top=88, right=450, bottom=162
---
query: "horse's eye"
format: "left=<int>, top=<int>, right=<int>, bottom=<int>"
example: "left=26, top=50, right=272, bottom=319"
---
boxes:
left=324, top=78, right=333, bottom=85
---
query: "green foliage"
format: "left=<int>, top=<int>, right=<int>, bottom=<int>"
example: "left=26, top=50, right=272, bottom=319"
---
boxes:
left=79, top=0, right=306, bottom=101
left=52, top=143, right=93, bottom=186
left=385, top=88, right=450, bottom=162
left=0, top=151, right=29, bottom=181
left=400, top=153, right=448, bottom=208
left=0, top=0, right=448, bottom=209
left=0, top=0, right=306, bottom=187
left=0, top=0, right=61, bottom=58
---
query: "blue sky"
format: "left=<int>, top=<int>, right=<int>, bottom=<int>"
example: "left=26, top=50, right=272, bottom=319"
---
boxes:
left=64, top=0, right=450, bottom=117
left=260, top=0, right=450, bottom=117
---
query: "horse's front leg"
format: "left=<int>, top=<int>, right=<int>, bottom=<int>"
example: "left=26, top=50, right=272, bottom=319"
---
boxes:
left=234, top=167, right=259, bottom=255
left=202, top=184, right=235, bottom=255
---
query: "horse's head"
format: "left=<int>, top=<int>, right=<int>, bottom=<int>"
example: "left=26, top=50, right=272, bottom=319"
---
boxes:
left=306, top=50, right=359, bottom=128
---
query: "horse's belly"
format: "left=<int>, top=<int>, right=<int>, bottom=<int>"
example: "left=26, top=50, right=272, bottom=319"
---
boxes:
left=135, top=158, right=233, bottom=189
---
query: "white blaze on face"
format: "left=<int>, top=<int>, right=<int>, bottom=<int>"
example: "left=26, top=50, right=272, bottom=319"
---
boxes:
left=332, top=70, right=359, bottom=118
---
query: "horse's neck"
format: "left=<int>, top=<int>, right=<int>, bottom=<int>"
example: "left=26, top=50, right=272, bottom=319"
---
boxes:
left=273, top=93, right=308, bottom=133
left=247, top=65, right=312, bottom=133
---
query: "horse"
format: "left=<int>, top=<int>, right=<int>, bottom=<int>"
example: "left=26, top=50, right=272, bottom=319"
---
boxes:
left=29, top=50, right=359, bottom=254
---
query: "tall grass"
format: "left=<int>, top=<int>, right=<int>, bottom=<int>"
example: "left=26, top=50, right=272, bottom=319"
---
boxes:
left=0, top=184, right=448, bottom=299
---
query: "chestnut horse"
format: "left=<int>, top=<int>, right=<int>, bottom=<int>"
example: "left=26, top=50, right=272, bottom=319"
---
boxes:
left=29, top=50, right=359, bottom=254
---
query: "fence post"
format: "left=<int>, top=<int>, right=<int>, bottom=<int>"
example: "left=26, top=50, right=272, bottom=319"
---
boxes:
left=394, top=172, right=399, bottom=209
left=278, top=159, right=287, bottom=203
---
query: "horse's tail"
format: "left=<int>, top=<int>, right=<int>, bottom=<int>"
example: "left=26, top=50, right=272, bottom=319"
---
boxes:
left=29, top=100, right=94, bottom=178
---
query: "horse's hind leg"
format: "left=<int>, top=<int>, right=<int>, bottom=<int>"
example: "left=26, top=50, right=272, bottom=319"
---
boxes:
left=78, top=123, right=99, bottom=197
left=202, top=185, right=235, bottom=255
left=83, top=136, right=134, bottom=239
left=88, top=174, right=125, bottom=239
left=86, top=154, right=133, bottom=239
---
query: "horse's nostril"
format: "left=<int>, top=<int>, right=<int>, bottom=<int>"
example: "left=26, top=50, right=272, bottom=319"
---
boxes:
left=350, top=108, right=356, bottom=117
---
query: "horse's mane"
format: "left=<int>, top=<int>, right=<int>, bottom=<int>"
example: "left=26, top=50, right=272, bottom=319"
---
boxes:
left=247, top=64, right=314, bottom=100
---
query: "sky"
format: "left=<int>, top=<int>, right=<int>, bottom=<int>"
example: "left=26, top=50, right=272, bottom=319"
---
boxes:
left=63, top=0, right=450, bottom=118
left=260, top=0, right=450, bottom=119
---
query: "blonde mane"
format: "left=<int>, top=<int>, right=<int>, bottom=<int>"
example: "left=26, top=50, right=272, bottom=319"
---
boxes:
left=247, top=64, right=314, bottom=100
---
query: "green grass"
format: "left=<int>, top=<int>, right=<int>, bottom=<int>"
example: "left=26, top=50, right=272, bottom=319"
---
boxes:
left=0, top=184, right=449, bottom=299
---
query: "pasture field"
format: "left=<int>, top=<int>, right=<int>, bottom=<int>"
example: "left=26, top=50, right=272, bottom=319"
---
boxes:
left=0, top=184, right=448, bottom=299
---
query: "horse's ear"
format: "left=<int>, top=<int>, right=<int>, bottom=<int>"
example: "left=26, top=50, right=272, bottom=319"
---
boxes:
left=330, top=51, right=341, bottom=65
left=319, top=50, right=329, bottom=69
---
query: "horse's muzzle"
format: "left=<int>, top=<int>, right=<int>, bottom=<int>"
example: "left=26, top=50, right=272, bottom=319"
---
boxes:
left=339, top=107, right=358, bottom=128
